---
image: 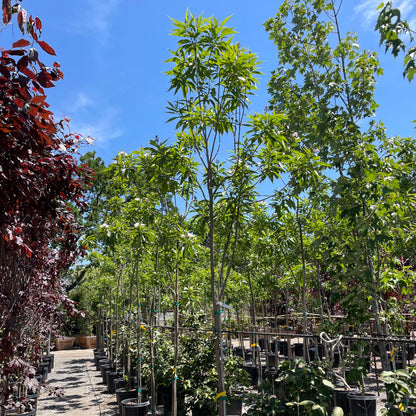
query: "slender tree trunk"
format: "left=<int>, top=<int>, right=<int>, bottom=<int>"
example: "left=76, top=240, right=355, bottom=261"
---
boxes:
left=296, top=204, right=309, bottom=363
left=135, top=253, right=142, bottom=403
left=109, top=290, right=113, bottom=365
left=172, top=256, right=180, bottom=416
left=208, top=163, right=226, bottom=416
left=236, top=309, right=245, bottom=360
left=150, top=287, right=157, bottom=414
left=247, top=271, right=261, bottom=384
left=368, top=256, right=390, bottom=370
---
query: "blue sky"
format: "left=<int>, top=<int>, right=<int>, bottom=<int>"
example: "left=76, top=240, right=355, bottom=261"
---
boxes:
left=9, top=0, right=416, bottom=164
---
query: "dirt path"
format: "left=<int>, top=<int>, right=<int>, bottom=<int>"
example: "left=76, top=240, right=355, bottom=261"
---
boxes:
left=37, top=349, right=118, bottom=416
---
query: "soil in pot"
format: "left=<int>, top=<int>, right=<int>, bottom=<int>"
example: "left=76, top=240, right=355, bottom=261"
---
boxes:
left=347, top=392, right=377, bottom=416
left=120, top=398, right=150, bottom=416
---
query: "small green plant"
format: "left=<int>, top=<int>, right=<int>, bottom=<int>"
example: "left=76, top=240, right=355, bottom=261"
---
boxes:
left=244, top=359, right=334, bottom=416
left=243, top=380, right=288, bottom=416
left=341, top=344, right=371, bottom=390
left=380, top=367, right=416, bottom=415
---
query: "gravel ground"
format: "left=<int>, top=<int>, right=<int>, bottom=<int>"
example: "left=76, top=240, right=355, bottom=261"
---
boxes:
left=37, top=349, right=117, bottom=416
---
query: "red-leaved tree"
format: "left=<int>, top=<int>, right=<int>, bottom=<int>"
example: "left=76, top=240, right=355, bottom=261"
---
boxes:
left=0, top=1, right=90, bottom=410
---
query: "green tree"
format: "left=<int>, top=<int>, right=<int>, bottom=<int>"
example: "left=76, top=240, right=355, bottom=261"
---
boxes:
left=264, top=0, right=416, bottom=370
left=166, top=11, right=261, bottom=415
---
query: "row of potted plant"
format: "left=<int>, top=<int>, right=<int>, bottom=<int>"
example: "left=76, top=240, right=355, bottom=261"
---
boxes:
left=94, top=324, right=250, bottom=416
left=1, top=352, right=55, bottom=416
left=92, top=306, right=416, bottom=416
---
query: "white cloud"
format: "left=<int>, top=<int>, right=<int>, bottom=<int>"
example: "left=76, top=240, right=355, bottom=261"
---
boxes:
left=72, top=107, right=123, bottom=148
left=57, top=93, right=123, bottom=148
left=354, top=0, right=380, bottom=28
left=72, top=92, right=93, bottom=113
left=354, top=0, right=416, bottom=30
left=69, top=0, right=121, bottom=43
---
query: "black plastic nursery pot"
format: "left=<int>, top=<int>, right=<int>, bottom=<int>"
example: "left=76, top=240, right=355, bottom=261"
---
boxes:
left=293, top=342, right=304, bottom=357
left=232, top=346, right=244, bottom=358
left=191, top=405, right=213, bottom=416
left=41, top=354, right=54, bottom=372
left=266, top=352, right=276, bottom=367
left=407, top=343, right=415, bottom=360
left=36, top=362, right=48, bottom=383
left=116, top=388, right=138, bottom=416
left=114, top=377, right=127, bottom=391
left=97, top=358, right=108, bottom=372
left=244, top=349, right=253, bottom=361
left=101, top=364, right=115, bottom=384
left=309, top=348, right=318, bottom=361
left=106, top=371, right=123, bottom=394
left=333, top=387, right=359, bottom=416
left=156, top=385, right=185, bottom=413
left=120, top=398, right=150, bottom=416
left=93, top=348, right=105, bottom=357
left=264, top=369, right=285, bottom=398
left=332, top=350, right=341, bottom=368
left=347, top=392, right=377, bottom=416
left=226, top=391, right=244, bottom=415
left=278, top=341, right=289, bottom=356
left=258, top=337, right=268, bottom=351
left=26, top=392, right=39, bottom=411
left=94, top=353, right=106, bottom=368
left=156, top=385, right=171, bottom=408
left=243, top=363, right=259, bottom=386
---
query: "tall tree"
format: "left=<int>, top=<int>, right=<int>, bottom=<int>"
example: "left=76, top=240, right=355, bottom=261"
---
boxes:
left=0, top=2, right=89, bottom=411
left=264, top=0, right=416, bottom=370
left=166, top=11, right=261, bottom=415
